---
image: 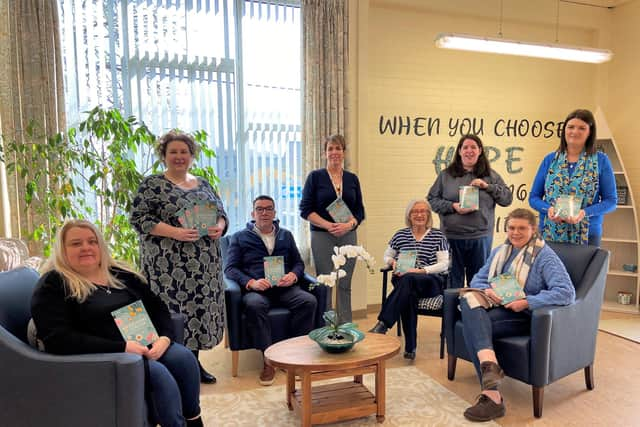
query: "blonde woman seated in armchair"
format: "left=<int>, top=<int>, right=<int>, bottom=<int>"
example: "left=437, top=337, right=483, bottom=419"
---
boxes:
left=31, top=220, right=204, bottom=427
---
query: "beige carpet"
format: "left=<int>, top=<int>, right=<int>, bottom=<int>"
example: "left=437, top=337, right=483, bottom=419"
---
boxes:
left=200, top=366, right=498, bottom=426
left=599, top=318, right=640, bottom=343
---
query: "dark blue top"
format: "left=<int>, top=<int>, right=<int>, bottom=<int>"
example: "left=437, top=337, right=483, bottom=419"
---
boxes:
left=529, top=151, right=617, bottom=238
left=224, top=221, right=305, bottom=290
left=299, top=168, right=365, bottom=232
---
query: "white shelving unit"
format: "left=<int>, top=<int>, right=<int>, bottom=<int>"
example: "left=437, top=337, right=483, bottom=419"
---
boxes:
left=596, top=109, right=639, bottom=314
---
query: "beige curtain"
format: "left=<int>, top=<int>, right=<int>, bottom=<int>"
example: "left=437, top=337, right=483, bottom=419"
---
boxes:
left=301, top=0, right=349, bottom=172
left=0, top=0, right=65, bottom=245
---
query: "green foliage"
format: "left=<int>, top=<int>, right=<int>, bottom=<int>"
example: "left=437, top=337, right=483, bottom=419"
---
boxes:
left=1, top=106, right=218, bottom=265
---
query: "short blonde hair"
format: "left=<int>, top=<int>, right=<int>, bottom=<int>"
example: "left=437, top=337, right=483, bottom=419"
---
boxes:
left=40, top=220, right=144, bottom=302
left=404, top=199, right=433, bottom=228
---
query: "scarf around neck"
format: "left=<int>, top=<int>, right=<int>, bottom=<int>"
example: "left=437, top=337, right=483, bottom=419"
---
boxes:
left=488, top=234, right=546, bottom=289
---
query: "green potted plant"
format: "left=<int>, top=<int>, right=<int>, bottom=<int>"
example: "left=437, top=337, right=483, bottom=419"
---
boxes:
left=2, top=106, right=218, bottom=265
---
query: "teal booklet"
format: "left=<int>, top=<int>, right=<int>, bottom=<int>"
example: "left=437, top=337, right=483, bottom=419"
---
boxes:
left=555, top=195, right=583, bottom=219
left=489, top=274, right=526, bottom=305
left=459, top=185, right=479, bottom=210
left=176, top=200, right=219, bottom=236
left=264, top=256, right=285, bottom=287
left=395, top=250, right=417, bottom=273
left=326, top=197, right=354, bottom=223
left=111, top=300, right=159, bottom=346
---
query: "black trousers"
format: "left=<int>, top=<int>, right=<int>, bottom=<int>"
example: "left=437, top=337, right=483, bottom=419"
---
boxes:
left=378, top=273, right=444, bottom=352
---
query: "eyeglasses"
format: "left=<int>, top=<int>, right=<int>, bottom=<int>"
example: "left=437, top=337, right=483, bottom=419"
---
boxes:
left=254, top=206, right=275, bottom=213
left=410, top=210, right=429, bottom=215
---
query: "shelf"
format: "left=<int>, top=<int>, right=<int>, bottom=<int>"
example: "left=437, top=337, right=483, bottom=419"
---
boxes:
left=608, top=269, right=638, bottom=277
left=616, top=205, right=633, bottom=209
left=601, top=238, right=638, bottom=244
left=602, top=300, right=639, bottom=314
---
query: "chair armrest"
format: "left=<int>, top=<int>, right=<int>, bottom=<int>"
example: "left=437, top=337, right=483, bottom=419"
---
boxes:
left=380, top=266, right=392, bottom=304
left=0, top=328, right=146, bottom=427
left=443, top=289, right=461, bottom=354
left=169, top=313, right=186, bottom=345
left=223, top=275, right=243, bottom=350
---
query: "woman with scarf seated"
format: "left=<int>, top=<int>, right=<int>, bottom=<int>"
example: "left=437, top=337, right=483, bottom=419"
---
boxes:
left=529, top=108, right=617, bottom=246
left=459, top=208, right=575, bottom=423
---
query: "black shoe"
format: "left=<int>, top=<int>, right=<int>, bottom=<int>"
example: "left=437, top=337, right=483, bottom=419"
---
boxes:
left=198, top=361, right=217, bottom=384
left=186, top=416, right=204, bottom=427
left=403, top=351, right=416, bottom=360
left=368, top=321, right=388, bottom=334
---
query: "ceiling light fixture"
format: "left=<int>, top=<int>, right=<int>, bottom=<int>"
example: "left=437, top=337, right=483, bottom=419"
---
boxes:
left=434, top=0, right=613, bottom=64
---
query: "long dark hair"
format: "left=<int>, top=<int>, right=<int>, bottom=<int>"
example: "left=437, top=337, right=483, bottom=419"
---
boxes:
left=558, top=109, right=597, bottom=155
left=445, top=134, right=492, bottom=178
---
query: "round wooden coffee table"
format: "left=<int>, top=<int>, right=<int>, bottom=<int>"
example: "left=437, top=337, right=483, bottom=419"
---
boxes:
left=264, top=333, right=400, bottom=427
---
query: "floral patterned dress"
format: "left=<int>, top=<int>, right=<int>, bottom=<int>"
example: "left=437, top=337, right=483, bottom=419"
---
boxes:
left=130, top=174, right=227, bottom=350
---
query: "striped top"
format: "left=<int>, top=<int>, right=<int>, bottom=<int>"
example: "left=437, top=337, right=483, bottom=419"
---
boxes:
left=388, top=227, right=450, bottom=271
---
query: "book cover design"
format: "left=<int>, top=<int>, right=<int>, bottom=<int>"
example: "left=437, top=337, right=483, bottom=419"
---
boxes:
left=326, top=197, right=354, bottom=223
left=459, top=185, right=479, bottom=210
left=490, top=274, right=526, bottom=305
left=395, top=250, right=418, bottom=273
left=264, top=255, right=285, bottom=287
left=555, top=195, right=583, bottom=219
left=176, top=200, right=218, bottom=236
left=111, top=300, right=159, bottom=346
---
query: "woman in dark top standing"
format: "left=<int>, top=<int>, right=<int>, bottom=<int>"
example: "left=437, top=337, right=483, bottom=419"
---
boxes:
left=428, top=134, right=512, bottom=289
left=31, top=220, right=203, bottom=427
left=300, top=134, right=365, bottom=323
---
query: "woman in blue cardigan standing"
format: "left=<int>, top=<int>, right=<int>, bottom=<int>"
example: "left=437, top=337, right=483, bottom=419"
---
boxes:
left=529, top=109, right=617, bottom=246
left=300, top=134, right=365, bottom=323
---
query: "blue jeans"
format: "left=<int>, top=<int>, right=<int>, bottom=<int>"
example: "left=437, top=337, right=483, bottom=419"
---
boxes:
left=378, top=273, right=445, bottom=352
left=242, top=285, right=318, bottom=351
left=459, top=297, right=531, bottom=381
left=448, top=236, right=492, bottom=288
left=588, top=234, right=601, bottom=247
left=147, top=343, right=201, bottom=427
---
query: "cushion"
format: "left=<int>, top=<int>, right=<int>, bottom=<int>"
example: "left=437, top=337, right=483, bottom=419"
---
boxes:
left=417, top=294, right=443, bottom=311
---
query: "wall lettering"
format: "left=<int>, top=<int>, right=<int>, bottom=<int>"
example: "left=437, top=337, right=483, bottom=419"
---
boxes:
left=432, top=145, right=524, bottom=175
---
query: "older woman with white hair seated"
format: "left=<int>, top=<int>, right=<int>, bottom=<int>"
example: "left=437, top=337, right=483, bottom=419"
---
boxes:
left=31, top=220, right=204, bottom=427
left=369, top=199, right=450, bottom=360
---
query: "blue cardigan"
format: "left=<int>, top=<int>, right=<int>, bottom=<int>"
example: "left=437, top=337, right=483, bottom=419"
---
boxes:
left=529, top=151, right=617, bottom=238
left=470, top=244, right=575, bottom=310
left=299, top=168, right=365, bottom=232
left=224, top=221, right=305, bottom=289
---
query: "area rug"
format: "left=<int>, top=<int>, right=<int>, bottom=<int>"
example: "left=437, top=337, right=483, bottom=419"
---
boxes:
left=599, top=318, right=640, bottom=344
left=200, top=366, right=498, bottom=426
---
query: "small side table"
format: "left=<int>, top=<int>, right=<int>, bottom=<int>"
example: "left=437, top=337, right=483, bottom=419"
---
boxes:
left=264, top=333, right=400, bottom=427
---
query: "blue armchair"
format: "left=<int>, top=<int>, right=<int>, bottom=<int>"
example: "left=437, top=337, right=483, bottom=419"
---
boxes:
left=0, top=267, right=185, bottom=427
left=443, top=242, right=609, bottom=418
left=221, top=235, right=328, bottom=376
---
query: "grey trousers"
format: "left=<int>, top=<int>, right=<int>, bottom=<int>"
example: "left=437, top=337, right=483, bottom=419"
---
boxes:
left=311, top=229, right=357, bottom=323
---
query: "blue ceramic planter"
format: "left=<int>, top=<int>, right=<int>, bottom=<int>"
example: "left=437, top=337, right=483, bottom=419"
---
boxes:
left=308, top=327, right=365, bottom=353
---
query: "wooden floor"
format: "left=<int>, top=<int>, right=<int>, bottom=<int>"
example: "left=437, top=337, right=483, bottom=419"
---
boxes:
left=200, top=310, right=640, bottom=426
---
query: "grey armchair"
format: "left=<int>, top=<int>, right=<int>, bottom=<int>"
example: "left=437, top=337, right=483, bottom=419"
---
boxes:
left=443, top=242, right=609, bottom=418
left=0, top=267, right=184, bottom=427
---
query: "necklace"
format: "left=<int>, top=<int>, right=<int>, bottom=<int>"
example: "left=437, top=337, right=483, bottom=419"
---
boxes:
left=327, top=168, right=343, bottom=196
left=165, top=173, right=189, bottom=187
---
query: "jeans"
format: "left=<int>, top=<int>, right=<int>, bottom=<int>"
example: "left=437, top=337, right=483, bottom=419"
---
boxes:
left=147, top=343, right=201, bottom=427
left=588, top=234, right=601, bottom=247
left=448, top=236, right=492, bottom=288
left=242, top=285, right=318, bottom=351
left=378, top=273, right=445, bottom=352
left=459, top=297, right=531, bottom=381
left=311, top=229, right=357, bottom=322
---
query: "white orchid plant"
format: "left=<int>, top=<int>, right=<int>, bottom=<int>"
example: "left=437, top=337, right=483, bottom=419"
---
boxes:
left=311, top=245, right=376, bottom=340
left=316, top=245, right=376, bottom=288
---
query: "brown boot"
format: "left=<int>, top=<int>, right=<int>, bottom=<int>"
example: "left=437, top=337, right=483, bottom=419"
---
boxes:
left=259, top=362, right=275, bottom=386
left=463, top=394, right=506, bottom=422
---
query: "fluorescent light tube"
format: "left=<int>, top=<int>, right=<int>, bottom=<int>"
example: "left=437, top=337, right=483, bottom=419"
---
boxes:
left=435, top=32, right=613, bottom=64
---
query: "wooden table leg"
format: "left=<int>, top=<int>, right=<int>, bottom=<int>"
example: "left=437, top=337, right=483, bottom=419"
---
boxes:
left=375, top=361, right=386, bottom=423
left=302, top=371, right=312, bottom=427
left=286, top=370, right=295, bottom=410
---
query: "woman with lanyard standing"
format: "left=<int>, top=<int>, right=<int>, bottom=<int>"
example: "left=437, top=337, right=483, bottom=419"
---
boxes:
left=300, top=134, right=365, bottom=323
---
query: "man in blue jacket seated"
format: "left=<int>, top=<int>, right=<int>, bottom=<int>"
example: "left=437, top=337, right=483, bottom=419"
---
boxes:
left=225, top=195, right=317, bottom=386
left=459, top=208, right=575, bottom=422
